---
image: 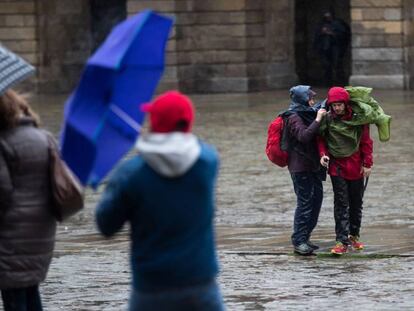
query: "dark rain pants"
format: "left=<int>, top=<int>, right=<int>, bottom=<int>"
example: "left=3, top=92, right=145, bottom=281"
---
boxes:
left=320, top=46, right=346, bottom=86
left=1, top=285, right=42, bottom=311
left=290, top=172, right=323, bottom=246
left=331, top=176, right=364, bottom=244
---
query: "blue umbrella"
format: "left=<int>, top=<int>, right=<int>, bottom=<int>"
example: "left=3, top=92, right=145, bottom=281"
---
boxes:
left=60, top=10, right=173, bottom=187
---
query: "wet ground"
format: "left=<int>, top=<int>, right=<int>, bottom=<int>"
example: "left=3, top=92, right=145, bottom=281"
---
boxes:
left=5, top=89, right=413, bottom=310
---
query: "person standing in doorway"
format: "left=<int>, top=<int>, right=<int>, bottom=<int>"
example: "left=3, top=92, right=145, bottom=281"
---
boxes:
left=285, top=85, right=327, bottom=255
left=314, top=11, right=351, bottom=86
left=318, top=87, right=373, bottom=255
left=96, top=91, right=225, bottom=311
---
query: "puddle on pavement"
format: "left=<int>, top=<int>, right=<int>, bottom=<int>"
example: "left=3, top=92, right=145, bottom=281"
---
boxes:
left=9, top=90, right=413, bottom=310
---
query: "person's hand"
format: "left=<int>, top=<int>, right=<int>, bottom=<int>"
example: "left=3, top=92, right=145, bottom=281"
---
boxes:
left=316, top=109, right=327, bottom=122
left=361, top=166, right=371, bottom=177
left=320, top=155, right=330, bottom=168
left=322, top=27, right=334, bottom=35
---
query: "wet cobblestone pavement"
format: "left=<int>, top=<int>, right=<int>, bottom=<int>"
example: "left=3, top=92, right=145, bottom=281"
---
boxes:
left=2, top=90, right=412, bottom=310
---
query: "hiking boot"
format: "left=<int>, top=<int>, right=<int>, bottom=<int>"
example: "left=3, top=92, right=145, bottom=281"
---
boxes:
left=331, top=242, right=348, bottom=255
left=294, top=243, right=314, bottom=256
left=307, top=240, right=320, bottom=250
left=349, top=235, right=364, bottom=250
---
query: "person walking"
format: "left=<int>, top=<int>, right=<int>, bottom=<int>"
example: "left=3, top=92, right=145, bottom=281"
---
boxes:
left=95, top=90, right=225, bottom=311
left=284, top=85, right=327, bottom=256
left=318, top=87, right=373, bottom=255
left=0, top=89, right=57, bottom=311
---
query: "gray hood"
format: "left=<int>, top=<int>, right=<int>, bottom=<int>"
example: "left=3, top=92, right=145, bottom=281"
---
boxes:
left=135, top=133, right=201, bottom=177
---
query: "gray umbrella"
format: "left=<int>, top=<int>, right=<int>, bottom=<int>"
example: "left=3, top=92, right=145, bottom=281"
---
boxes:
left=0, top=44, right=35, bottom=95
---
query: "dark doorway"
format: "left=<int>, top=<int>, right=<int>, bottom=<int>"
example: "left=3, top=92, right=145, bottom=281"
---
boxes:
left=90, top=0, right=127, bottom=52
left=295, top=0, right=351, bottom=87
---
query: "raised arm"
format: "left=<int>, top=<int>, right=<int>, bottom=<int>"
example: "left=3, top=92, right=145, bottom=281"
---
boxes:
left=288, top=110, right=324, bottom=144
left=95, top=167, right=131, bottom=237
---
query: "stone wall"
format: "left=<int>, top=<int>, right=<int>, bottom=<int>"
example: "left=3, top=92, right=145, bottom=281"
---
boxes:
left=4, top=0, right=414, bottom=93
left=0, top=0, right=38, bottom=91
left=350, top=0, right=406, bottom=88
left=175, top=0, right=261, bottom=93
left=127, top=0, right=297, bottom=93
left=403, top=0, right=414, bottom=88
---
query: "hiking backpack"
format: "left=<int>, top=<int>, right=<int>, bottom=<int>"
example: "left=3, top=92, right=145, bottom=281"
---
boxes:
left=265, top=115, right=289, bottom=167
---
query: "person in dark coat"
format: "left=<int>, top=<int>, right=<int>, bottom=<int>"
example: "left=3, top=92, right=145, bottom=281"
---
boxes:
left=96, top=91, right=225, bottom=311
left=314, top=11, right=351, bottom=86
left=284, top=85, right=327, bottom=255
left=0, top=89, right=56, bottom=311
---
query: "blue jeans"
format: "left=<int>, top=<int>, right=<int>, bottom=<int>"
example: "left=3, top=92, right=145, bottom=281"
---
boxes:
left=129, top=280, right=225, bottom=311
left=1, top=285, right=42, bottom=311
left=290, top=172, right=323, bottom=246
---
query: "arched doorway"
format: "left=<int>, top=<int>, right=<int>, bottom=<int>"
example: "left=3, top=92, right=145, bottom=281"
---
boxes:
left=294, top=0, right=351, bottom=87
left=90, top=0, right=127, bottom=52
left=35, top=0, right=127, bottom=93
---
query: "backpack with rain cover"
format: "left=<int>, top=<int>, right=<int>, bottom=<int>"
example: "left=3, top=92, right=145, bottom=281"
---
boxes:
left=265, top=114, right=290, bottom=167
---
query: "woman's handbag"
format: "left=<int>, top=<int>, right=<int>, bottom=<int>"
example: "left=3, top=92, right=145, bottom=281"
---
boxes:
left=47, top=135, right=84, bottom=222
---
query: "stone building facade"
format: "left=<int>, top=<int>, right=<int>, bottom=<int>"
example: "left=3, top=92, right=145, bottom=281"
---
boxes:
left=0, top=0, right=413, bottom=93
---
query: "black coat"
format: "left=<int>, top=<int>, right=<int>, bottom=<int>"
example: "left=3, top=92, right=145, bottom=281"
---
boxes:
left=287, top=114, right=321, bottom=173
left=0, top=118, right=56, bottom=289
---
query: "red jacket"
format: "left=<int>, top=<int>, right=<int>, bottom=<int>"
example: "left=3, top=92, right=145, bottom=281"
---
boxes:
left=318, top=124, right=373, bottom=180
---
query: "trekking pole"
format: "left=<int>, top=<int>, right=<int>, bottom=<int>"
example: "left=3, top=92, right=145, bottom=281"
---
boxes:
left=362, top=176, right=369, bottom=198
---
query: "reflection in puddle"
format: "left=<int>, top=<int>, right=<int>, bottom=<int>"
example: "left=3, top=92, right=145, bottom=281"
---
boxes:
left=24, top=91, right=414, bottom=310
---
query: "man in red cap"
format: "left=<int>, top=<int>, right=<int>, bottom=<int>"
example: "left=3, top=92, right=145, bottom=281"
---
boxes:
left=318, top=87, right=373, bottom=255
left=95, top=91, right=225, bottom=310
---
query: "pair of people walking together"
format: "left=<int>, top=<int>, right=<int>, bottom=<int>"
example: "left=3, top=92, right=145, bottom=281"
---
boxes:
left=0, top=82, right=386, bottom=310
left=284, top=85, right=374, bottom=256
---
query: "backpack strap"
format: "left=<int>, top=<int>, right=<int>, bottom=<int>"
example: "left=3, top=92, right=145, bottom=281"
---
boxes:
left=280, top=116, right=290, bottom=152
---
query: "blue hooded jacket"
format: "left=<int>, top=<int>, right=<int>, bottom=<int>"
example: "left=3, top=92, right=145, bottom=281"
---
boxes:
left=96, top=135, right=220, bottom=292
left=286, top=85, right=317, bottom=125
left=284, top=85, right=322, bottom=173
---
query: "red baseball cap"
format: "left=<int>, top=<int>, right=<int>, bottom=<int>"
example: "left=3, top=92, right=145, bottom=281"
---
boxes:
left=141, top=90, right=195, bottom=133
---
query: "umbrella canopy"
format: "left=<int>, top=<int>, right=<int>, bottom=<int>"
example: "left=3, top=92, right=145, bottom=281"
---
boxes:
left=60, top=10, right=174, bottom=187
left=0, top=44, right=35, bottom=94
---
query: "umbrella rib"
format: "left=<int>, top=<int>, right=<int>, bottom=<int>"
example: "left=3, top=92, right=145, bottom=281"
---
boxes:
left=109, top=104, right=142, bottom=133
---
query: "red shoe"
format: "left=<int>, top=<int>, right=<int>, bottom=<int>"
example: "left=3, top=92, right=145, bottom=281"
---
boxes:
left=331, top=242, right=348, bottom=255
left=349, top=235, right=364, bottom=250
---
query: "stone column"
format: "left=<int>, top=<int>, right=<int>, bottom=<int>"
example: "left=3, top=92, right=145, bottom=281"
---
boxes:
left=127, top=0, right=179, bottom=92
left=36, top=0, right=92, bottom=93
left=403, top=0, right=414, bottom=88
left=350, top=0, right=405, bottom=89
left=261, top=0, right=297, bottom=90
